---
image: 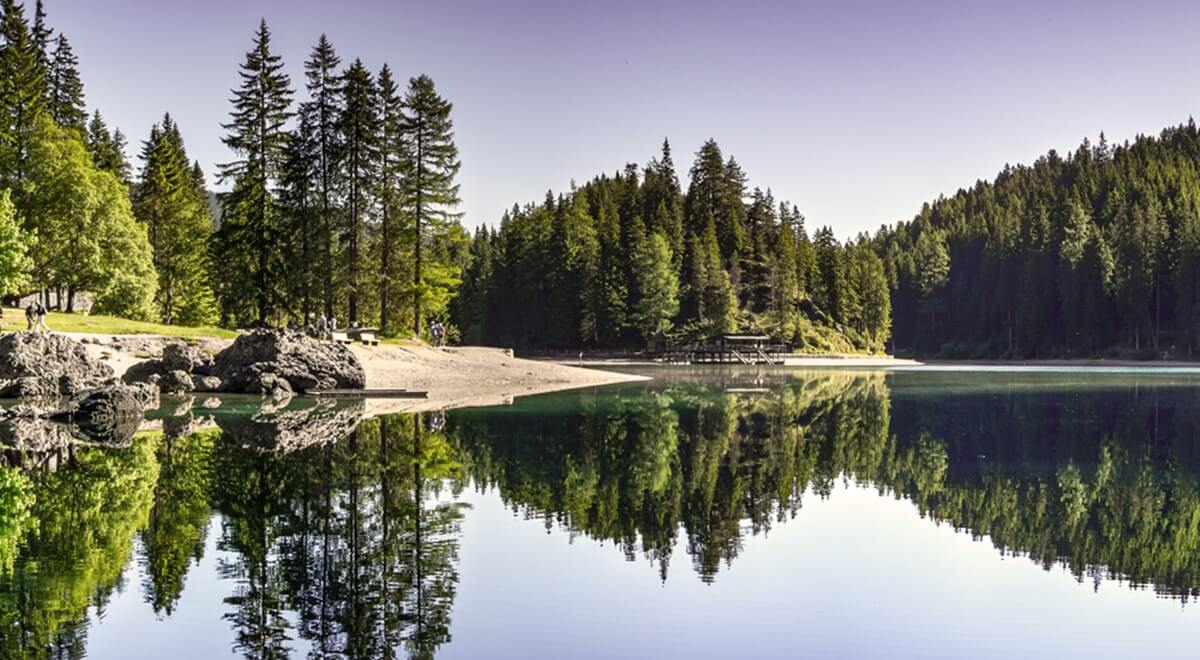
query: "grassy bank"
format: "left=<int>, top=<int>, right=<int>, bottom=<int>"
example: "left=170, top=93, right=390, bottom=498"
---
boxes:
left=0, top=308, right=237, bottom=339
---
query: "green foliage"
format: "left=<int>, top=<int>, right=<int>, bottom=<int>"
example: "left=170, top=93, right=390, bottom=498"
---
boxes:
left=0, top=466, right=33, bottom=576
left=0, top=188, right=30, bottom=295
left=877, top=122, right=1200, bottom=358
left=135, top=114, right=218, bottom=325
left=457, top=140, right=886, bottom=353
left=402, top=73, right=464, bottom=336
left=633, top=230, right=680, bottom=338
left=23, top=117, right=155, bottom=318
left=214, top=19, right=294, bottom=325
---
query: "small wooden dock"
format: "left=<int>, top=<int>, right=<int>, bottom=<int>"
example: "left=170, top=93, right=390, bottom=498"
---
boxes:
left=653, top=335, right=787, bottom=365
left=310, top=389, right=428, bottom=399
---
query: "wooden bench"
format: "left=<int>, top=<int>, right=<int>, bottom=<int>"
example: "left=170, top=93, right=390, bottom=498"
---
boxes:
left=349, top=327, right=380, bottom=345
left=330, top=331, right=352, bottom=345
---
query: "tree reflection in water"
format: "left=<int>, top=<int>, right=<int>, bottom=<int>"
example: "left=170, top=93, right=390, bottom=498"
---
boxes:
left=1, top=371, right=1199, bottom=658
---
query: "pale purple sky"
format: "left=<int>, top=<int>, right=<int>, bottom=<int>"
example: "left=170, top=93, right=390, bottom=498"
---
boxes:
left=47, top=0, right=1200, bottom=237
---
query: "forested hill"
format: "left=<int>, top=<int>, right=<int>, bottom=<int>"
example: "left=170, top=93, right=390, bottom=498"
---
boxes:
left=453, top=140, right=891, bottom=353
left=878, top=120, right=1200, bottom=358
left=457, top=122, right=1200, bottom=359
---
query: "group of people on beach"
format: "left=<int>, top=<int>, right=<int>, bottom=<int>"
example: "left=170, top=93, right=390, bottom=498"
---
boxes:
left=314, top=314, right=339, bottom=341
left=429, top=320, right=447, bottom=347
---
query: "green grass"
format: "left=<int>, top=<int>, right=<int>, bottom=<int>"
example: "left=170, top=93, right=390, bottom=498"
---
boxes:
left=0, top=308, right=237, bottom=339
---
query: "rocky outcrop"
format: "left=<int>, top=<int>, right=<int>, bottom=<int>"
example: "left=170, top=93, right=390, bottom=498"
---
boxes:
left=0, top=332, right=114, bottom=398
left=213, top=329, right=365, bottom=394
left=123, top=341, right=213, bottom=394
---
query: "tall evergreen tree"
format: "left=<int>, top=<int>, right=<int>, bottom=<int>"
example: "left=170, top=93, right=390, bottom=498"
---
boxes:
left=336, top=58, right=379, bottom=326
left=214, top=19, right=293, bottom=325
left=134, top=114, right=218, bottom=325
left=401, top=74, right=462, bottom=336
left=47, top=33, right=85, bottom=131
left=375, top=63, right=406, bottom=334
left=0, top=0, right=48, bottom=195
left=299, top=34, right=342, bottom=318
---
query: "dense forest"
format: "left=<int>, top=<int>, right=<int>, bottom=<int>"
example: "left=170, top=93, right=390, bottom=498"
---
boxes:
left=877, top=122, right=1200, bottom=358
left=0, top=1, right=465, bottom=334
left=452, top=139, right=891, bottom=353
left=455, top=122, right=1200, bottom=358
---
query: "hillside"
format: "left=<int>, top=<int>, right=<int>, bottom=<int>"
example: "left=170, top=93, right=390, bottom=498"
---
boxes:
left=875, top=121, right=1200, bottom=359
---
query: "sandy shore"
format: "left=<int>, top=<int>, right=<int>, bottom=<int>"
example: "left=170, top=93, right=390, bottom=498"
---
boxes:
left=66, top=333, right=646, bottom=413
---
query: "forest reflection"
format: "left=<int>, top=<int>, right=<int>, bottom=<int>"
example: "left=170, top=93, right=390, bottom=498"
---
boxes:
left=2, top=370, right=1200, bottom=658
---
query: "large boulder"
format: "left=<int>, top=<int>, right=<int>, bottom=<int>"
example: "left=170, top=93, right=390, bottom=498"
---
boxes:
left=213, top=329, right=365, bottom=394
left=162, top=341, right=214, bottom=374
left=0, top=332, right=115, bottom=399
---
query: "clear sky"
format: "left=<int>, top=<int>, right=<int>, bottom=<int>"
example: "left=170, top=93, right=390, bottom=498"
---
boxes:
left=46, top=0, right=1200, bottom=238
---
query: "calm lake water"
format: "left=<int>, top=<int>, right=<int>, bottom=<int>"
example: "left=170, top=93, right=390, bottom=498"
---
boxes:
left=2, top=367, right=1199, bottom=658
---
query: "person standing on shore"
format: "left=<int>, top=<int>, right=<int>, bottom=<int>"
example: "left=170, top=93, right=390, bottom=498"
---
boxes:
left=35, top=301, right=48, bottom=332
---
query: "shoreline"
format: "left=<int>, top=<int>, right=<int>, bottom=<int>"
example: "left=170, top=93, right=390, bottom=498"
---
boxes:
left=68, top=333, right=649, bottom=414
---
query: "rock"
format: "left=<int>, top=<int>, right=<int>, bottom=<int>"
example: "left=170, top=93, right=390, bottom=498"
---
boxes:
left=193, top=375, right=223, bottom=393
left=162, top=341, right=214, bottom=374
left=201, top=397, right=221, bottom=409
left=213, top=329, right=365, bottom=394
left=160, top=369, right=194, bottom=395
left=122, top=359, right=167, bottom=387
left=0, top=332, right=115, bottom=398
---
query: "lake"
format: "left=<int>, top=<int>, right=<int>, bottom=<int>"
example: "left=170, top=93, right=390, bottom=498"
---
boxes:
left=2, top=367, right=1199, bottom=658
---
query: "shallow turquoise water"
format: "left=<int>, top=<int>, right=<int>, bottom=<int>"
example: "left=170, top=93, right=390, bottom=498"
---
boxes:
left=2, top=368, right=1198, bottom=658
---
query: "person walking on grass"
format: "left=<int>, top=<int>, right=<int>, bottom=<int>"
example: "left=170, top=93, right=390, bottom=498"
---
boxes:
left=35, top=301, right=48, bottom=332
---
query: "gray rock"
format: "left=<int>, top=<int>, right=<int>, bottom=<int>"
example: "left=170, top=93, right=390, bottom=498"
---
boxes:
left=162, top=341, right=214, bottom=374
left=122, top=359, right=167, bottom=386
left=0, top=332, right=115, bottom=398
left=213, top=329, right=365, bottom=394
left=160, top=369, right=194, bottom=395
left=193, top=375, right=223, bottom=393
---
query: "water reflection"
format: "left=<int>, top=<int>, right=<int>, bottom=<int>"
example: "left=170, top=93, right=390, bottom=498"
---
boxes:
left=0, top=370, right=1199, bottom=657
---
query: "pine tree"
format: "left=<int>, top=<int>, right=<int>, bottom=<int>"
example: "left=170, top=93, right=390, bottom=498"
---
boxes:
left=30, top=0, right=49, bottom=71
left=215, top=19, right=293, bottom=325
left=48, top=34, right=85, bottom=131
left=279, top=109, right=318, bottom=324
left=376, top=64, right=404, bottom=333
left=134, top=114, right=218, bottom=325
left=86, top=110, right=130, bottom=183
left=401, top=74, right=462, bottom=337
left=336, top=58, right=378, bottom=326
left=769, top=204, right=799, bottom=337
left=300, top=34, right=342, bottom=318
left=0, top=0, right=48, bottom=195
